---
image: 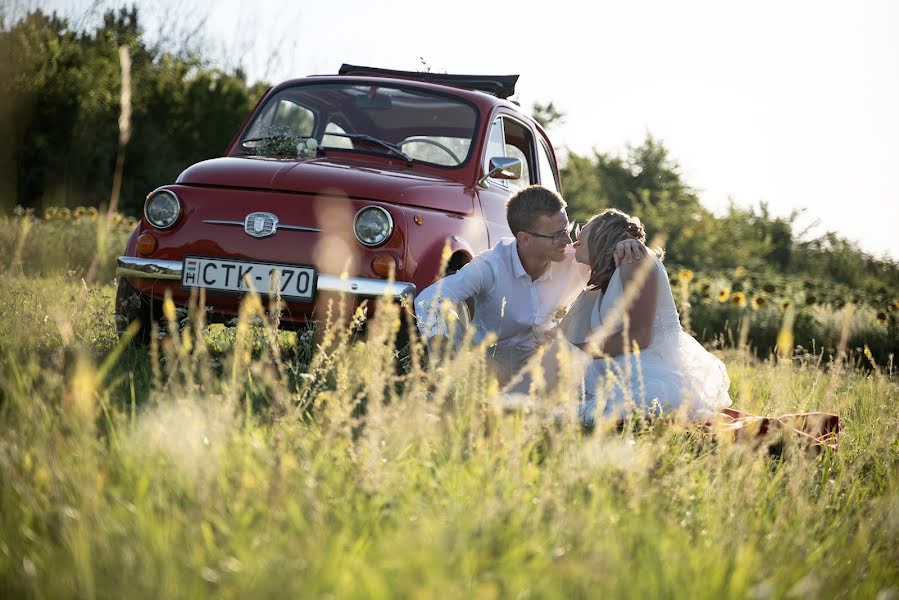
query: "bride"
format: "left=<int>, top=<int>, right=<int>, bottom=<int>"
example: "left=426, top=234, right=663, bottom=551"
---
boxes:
left=505, top=208, right=732, bottom=426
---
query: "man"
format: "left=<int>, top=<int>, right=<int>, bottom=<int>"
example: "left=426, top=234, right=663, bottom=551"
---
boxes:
left=415, top=185, right=644, bottom=384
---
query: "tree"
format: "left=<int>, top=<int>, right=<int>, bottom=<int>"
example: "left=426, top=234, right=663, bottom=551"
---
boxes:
left=531, top=101, right=565, bottom=131
left=0, top=7, right=268, bottom=215
left=561, top=134, right=711, bottom=266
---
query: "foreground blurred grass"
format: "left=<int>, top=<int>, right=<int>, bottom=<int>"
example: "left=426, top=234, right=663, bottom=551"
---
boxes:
left=1, top=212, right=898, bottom=598
left=1, top=270, right=898, bottom=599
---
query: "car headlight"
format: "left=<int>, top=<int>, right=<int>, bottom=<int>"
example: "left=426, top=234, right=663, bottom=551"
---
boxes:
left=144, top=189, right=181, bottom=229
left=354, top=206, right=394, bottom=247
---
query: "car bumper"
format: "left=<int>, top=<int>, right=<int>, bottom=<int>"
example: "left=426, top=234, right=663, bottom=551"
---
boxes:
left=116, top=256, right=416, bottom=299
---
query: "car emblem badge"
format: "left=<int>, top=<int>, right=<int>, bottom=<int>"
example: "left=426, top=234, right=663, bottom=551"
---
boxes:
left=244, top=212, right=278, bottom=238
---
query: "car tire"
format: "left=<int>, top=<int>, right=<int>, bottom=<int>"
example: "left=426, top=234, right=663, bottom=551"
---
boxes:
left=114, top=277, right=161, bottom=345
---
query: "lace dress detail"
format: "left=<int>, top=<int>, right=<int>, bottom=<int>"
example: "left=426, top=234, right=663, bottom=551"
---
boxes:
left=573, top=255, right=732, bottom=425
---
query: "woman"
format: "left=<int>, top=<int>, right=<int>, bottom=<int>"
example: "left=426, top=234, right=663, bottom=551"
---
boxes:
left=564, top=209, right=732, bottom=426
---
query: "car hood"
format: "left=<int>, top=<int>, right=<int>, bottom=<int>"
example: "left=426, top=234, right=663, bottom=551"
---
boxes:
left=177, top=156, right=474, bottom=214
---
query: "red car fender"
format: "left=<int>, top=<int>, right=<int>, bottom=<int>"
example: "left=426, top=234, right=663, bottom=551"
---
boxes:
left=124, top=224, right=140, bottom=256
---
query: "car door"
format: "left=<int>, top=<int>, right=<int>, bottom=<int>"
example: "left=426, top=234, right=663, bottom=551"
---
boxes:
left=476, top=114, right=538, bottom=246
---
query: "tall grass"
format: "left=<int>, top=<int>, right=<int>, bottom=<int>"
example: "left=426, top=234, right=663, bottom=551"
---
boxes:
left=0, top=212, right=897, bottom=597
left=1, top=265, right=897, bottom=599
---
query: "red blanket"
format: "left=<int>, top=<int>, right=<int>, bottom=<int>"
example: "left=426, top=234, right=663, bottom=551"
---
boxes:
left=707, top=408, right=840, bottom=453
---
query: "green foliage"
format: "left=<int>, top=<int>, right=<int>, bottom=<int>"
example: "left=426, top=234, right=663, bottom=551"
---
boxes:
left=531, top=100, right=565, bottom=130
left=675, top=267, right=899, bottom=367
left=0, top=8, right=268, bottom=215
left=561, top=135, right=899, bottom=300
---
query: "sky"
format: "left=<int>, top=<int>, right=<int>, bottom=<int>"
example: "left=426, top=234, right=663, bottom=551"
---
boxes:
left=25, top=0, right=899, bottom=259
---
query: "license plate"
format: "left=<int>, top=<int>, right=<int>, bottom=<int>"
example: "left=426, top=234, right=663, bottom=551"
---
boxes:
left=181, top=256, right=316, bottom=302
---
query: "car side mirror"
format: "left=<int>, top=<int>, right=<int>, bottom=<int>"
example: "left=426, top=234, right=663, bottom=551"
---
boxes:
left=478, top=157, right=522, bottom=188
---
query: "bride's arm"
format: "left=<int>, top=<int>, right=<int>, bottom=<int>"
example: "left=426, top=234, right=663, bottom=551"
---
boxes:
left=576, top=259, right=659, bottom=358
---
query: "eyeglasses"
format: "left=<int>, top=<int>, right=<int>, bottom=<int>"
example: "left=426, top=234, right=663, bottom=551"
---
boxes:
left=524, top=220, right=580, bottom=244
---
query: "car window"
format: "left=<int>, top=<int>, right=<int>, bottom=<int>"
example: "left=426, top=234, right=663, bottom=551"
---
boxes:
left=536, top=140, right=560, bottom=193
left=400, top=136, right=472, bottom=167
left=484, top=119, right=506, bottom=174
left=245, top=99, right=315, bottom=140
left=239, top=83, right=479, bottom=167
left=323, top=122, right=353, bottom=149
left=483, top=117, right=535, bottom=192
left=499, top=118, right=534, bottom=193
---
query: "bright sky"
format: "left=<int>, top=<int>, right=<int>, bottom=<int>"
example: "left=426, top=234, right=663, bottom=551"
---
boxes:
left=30, top=0, right=899, bottom=259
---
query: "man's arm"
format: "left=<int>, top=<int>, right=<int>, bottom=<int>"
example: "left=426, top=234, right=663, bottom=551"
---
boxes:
left=414, top=257, right=493, bottom=342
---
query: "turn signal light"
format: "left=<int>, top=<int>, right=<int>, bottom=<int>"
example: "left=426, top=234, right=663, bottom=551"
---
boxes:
left=136, top=232, right=157, bottom=256
left=371, top=253, right=397, bottom=278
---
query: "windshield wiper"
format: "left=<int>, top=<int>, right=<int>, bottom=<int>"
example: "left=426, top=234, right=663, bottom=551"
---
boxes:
left=321, top=132, right=413, bottom=165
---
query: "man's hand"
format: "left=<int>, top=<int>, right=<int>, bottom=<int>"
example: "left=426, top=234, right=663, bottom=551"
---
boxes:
left=614, top=238, right=647, bottom=266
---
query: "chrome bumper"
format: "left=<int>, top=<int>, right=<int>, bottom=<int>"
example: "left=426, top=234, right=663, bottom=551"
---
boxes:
left=116, top=256, right=417, bottom=299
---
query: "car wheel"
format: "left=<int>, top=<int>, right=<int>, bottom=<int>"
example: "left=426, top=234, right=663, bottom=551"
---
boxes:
left=114, top=277, right=161, bottom=345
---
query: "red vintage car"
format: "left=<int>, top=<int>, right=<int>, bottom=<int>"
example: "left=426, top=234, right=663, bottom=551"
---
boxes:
left=114, top=64, right=563, bottom=341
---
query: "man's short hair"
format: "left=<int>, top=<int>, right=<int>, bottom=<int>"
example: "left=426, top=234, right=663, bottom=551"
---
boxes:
left=505, top=185, right=567, bottom=236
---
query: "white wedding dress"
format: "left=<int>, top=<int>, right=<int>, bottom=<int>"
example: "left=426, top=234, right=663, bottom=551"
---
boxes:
left=561, top=255, right=732, bottom=425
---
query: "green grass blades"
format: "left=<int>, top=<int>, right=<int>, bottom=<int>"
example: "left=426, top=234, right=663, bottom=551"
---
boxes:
left=1, top=271, right=898, bottom=599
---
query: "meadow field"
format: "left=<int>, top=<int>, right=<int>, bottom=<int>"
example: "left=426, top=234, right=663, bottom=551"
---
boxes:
left=1, top=212, right=898, bottom=599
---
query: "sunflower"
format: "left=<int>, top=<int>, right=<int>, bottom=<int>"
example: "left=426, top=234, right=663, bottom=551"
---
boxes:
left=876, top=312, right=888, bottom=325
left=734, top=266, right=747, bottom=278
left=718, top=289, right=730, bottom=303
left=805, top=295, right=817, bottom=307
left=731, top=292, right=747, bottom=308
left=780, top=300, right=792, bottom=311
left=678, top=269, right=694, bottom=283
left=751, top=296, right=766, bottom=310
left=763, top=283, right=776, bottom=294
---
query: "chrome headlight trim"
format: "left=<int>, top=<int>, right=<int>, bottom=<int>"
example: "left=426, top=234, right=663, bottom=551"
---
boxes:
left=144, top=189, right=182, bottom=229
left=353, top=206, right=394, bottom=247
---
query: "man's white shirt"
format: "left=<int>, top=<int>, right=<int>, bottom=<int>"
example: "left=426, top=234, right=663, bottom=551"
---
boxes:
left=415, top=238, right=590, bottom=352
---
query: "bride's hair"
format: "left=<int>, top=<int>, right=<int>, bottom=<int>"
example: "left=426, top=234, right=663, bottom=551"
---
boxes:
left=586, top=208, right=664, bottom=291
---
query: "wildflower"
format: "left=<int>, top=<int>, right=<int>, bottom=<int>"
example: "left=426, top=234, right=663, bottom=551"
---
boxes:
left=678, top=269, right=694, bottom=283
left=876, top=312, right=887, bottom=325
left=751, top=296, right=766, bottom=310
left=718, top=289, right=730, bottom=303
left=734, top=266, right=747, bottom=278
left=731, top=292, right=746, bottom=308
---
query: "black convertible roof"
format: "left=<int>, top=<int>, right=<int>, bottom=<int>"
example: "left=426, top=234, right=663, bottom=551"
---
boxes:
left=338, top=64, right=519, bottom=100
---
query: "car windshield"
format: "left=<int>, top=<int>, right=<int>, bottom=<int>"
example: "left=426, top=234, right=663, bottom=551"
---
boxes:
left=238, top=82, right=479, bottom=167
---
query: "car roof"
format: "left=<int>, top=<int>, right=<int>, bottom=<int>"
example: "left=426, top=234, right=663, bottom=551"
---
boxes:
left=271, top=71, right=527, bottom=117
left=337, top=64, right=518, bottom=99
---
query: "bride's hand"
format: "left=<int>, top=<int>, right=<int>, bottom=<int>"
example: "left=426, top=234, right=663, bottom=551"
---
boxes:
left=614, top=239, right=647, bottom=266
